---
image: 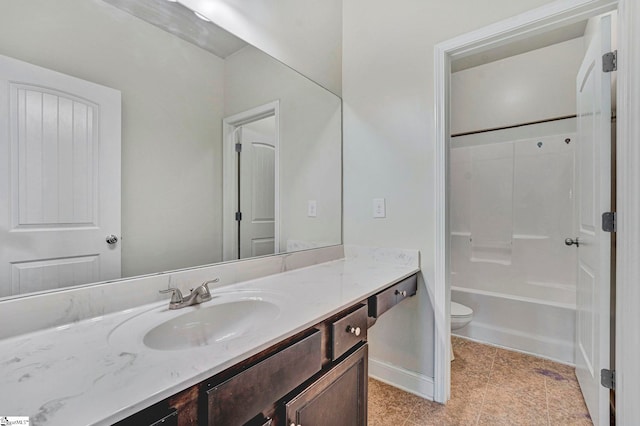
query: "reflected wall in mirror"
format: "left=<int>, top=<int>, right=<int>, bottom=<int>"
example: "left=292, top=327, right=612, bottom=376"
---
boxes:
left=0, top=0, right=342, bottom=299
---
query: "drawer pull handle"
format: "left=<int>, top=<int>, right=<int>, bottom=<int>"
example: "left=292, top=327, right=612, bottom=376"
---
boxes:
left=395, top=289, right=407, bottom=297
left=290, top=423, right=301, bottom=426
left=347, top=325, right=361, bottom=336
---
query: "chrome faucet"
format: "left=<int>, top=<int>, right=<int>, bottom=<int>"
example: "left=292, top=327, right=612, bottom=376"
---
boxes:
left=159, top=278, right=219, bottom=310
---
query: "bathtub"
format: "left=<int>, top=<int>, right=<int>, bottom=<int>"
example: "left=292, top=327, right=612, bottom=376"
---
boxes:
left=452, top=286, right=575, bottom=364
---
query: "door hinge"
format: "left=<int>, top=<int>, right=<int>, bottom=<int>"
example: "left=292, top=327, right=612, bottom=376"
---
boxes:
left=235, top=143, right=242, bottom=152
left=602, top=212, right=616, bottom=232
left=601, top=368, right=615, bottom=390
left=235, top=211, right=242, bottom=221
left=603, top=50, right=617, bottom=72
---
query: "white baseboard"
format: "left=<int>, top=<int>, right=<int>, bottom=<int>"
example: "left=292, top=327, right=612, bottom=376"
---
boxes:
left=454, top=321, right=574, bottom=364
left=368, top=357, right=435, bottom=400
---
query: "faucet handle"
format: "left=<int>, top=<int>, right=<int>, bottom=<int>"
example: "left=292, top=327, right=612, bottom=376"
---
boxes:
left=200, top=278, right=220, bottom=301
left=159, top=287, right=183, bottom=304
left=202, top=278, right=220, bottom=289
left=195, top=278, right=218, bottom=303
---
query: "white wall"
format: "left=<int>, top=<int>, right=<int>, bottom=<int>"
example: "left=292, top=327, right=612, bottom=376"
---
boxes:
left=182, top=0, right=342, bottom=95
left=0, top=0, right=225, bottom=277
left=451, top=38, right=585, bottom=134
left=343, top=0, right=557, bottom=385
left=224, top=47, right=342, bottom=251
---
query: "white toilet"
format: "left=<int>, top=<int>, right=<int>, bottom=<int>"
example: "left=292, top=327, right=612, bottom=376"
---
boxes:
left=450, top=302, right=473, bottom=361
left=451, top=302, right=473, bottom=331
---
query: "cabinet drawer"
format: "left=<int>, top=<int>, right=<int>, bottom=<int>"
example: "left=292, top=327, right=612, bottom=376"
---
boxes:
left=331, top=304, right=368, bottom=360
left=368, top=274, right=417, bottom=318
left=206, top=329, right=322, bottom=426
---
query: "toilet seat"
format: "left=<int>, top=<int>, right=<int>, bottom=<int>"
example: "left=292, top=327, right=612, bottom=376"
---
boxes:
left=451, top=301, right=473, bottom=318
left=450, top=302, right=473, bottom=357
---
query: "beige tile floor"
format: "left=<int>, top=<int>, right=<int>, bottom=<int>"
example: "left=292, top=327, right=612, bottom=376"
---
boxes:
left=368, top=337, right=592, bottom=425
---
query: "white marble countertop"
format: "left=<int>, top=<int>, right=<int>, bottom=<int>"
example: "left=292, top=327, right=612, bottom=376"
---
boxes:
left=0, top=256, right=419, bottom=425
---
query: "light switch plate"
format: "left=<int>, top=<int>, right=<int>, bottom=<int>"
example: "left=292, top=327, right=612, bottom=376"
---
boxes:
left=308, top=200, right=317, bottom=217
left=373, top=198, right=386, bottom=218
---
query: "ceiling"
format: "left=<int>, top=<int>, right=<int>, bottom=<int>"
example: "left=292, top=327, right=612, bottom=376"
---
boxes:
left=452, top=20, right=588, bottom=72
left=103, top=0, right=248, bottom=59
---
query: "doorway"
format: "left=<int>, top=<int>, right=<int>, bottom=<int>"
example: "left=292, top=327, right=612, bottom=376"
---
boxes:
left=433, top=1, right=634, bottom=424
left=222, top=101, right=280, bottom=261
left=447, top=12, right=616, bottom=424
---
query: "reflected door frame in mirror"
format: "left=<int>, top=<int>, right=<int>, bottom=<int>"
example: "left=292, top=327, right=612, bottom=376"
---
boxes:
left=222, top=101, right=280, bottom=261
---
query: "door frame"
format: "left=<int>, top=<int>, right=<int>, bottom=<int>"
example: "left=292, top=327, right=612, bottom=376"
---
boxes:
left=434, top=0, right=640, bottom=421
left=222, top=101, right=280, bottom=261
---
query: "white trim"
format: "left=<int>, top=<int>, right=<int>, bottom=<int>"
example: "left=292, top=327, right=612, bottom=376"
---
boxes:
left=434, top=0, right=622, bottom=409
left=222, top=101, right=280, bottom=261
left=433, top=38, right=450, bottom=404
left=451, top=336, right=575, bottom=367
left=614, top=0, right=640, bottom=423
left=369, top=357, right=435, bottom=400
left=455, top=322, right=575, bottom=365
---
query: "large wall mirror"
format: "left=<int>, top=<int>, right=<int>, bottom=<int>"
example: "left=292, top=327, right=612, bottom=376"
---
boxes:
left=0, top=0, right=342, bottom=299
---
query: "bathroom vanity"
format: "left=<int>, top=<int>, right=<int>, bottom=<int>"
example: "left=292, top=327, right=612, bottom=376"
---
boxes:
left=0, top=251, right=419, bottom=426
left=116, top=275, right=417, bottom=426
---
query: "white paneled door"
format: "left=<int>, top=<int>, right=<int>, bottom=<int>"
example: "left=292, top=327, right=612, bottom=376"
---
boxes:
left=574, top=15, right=612, bottom=426
left=0, top=54, right=121, bottom=297
left=239, top=120, right=276, bottom=259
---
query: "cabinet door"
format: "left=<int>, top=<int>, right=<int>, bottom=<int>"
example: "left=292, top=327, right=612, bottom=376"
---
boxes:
left=285, top=343, right=367, bottom=426
left=206, top=329, right=322, bottom=425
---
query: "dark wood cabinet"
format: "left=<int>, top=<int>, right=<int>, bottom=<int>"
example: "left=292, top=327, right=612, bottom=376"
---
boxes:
left=113, top=402, right=178, bottom=426
left=205, top=329, right=322, bottom=425
left=331, top=304, right=367, bottom=360
left=368, top=274, right=417, bottom=318
left=285, top=343, right=368, bottom=426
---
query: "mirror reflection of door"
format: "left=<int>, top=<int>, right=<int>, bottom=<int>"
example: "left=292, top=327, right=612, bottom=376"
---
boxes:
left=236, top=116, right=276, bottom=259
left=0, top=54, right=122, bottom=297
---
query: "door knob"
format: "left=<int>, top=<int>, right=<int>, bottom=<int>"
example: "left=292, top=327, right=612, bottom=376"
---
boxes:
left=565, top=237, right=580, bottom=247
left=106, top=234, right=119, bottom=245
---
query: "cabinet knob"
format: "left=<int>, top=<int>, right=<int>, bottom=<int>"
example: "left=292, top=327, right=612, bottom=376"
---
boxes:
left=347, top=325, right=361, bottom=336
left=395, top=289, right=407, bottom=297
left=290, top=423, right=301, bottom=426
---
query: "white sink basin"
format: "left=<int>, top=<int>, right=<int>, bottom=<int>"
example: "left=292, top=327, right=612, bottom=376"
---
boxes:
left=144, top=299, right=279, bottom=350
left=108, top=291, right=283, bottom=351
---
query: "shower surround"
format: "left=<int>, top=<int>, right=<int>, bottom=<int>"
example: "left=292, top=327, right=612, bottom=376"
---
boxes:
left=450, top=120, right=577, bottom=363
